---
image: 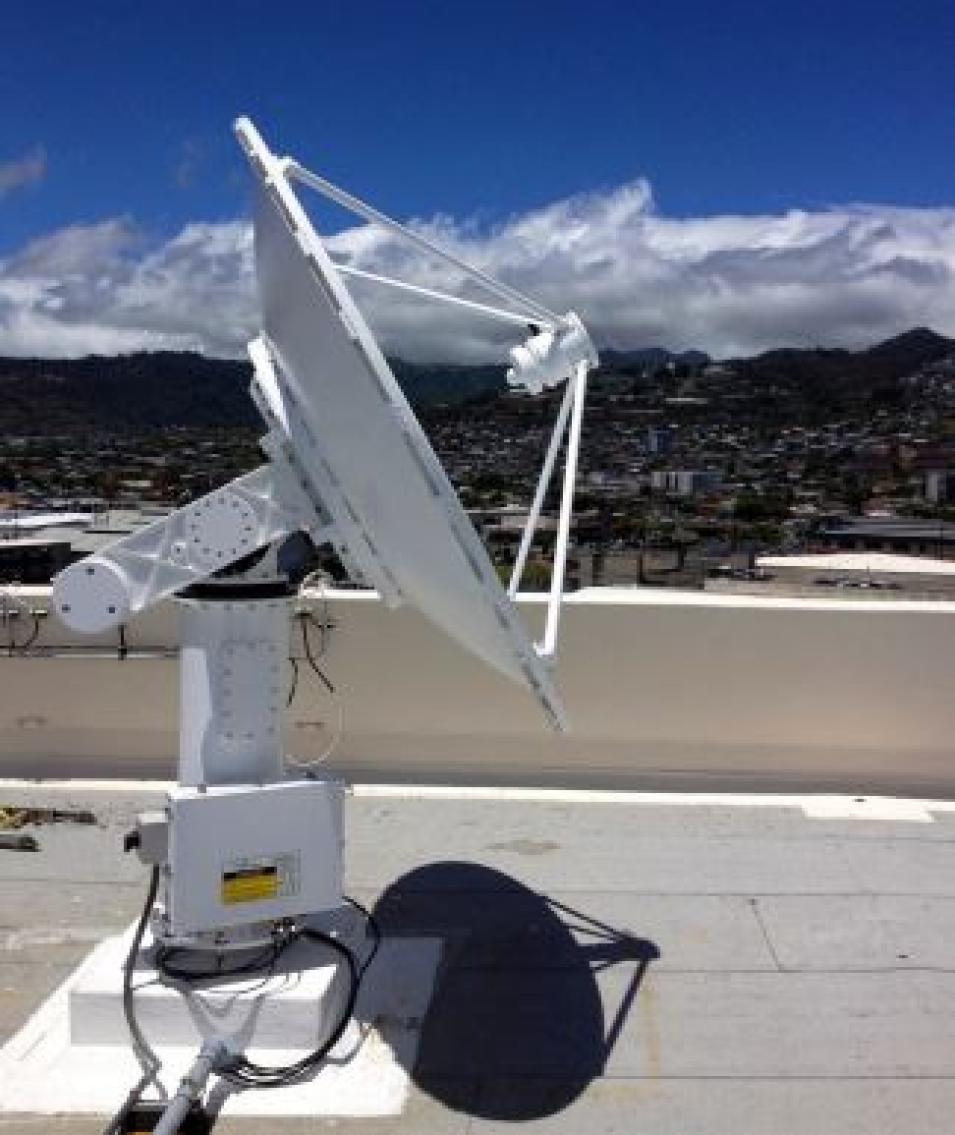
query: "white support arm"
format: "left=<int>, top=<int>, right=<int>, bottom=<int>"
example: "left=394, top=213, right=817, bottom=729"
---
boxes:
left=52, top=458, right=330, bottom=635
left=509, top=374, right=578, bottom=597
left=275, top=149, right=563, bottom=329
left=538, top=361, right=589, bottom=657
left=334, top=262, right=553, bottom=330
left=507, top=360, right=591, bottom=657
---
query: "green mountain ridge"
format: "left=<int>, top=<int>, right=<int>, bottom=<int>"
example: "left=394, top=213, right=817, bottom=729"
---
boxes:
left=0, top=328, right=951, bottom=435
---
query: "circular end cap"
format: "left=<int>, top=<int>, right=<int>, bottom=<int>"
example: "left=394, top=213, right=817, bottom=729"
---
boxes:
left=52, top=559, right=130, bottom=634
left=185, top=491, right=258, bottom=571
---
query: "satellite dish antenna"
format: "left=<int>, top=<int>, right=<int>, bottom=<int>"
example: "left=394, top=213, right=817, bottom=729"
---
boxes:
left=236, top=116, right=597, bottom=692
left=47, top=118, right=598, bottom=1123
left=238, top=118, right=569, bottom=728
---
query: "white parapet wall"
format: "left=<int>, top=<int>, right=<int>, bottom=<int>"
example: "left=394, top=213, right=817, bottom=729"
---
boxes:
left=2, top=585, right=955, bottom=795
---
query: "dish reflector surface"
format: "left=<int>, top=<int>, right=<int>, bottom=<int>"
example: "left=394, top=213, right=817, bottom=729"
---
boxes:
left=243, top=130, right=566, bottom=730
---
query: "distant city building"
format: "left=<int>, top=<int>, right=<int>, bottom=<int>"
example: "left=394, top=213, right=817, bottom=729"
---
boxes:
left=0, top=508, right=170, bottom=584
left=924, top=468, right=955, bottom=504
left=0, top=537, right=73, bottom=584
left=647, top=427, right=673, bottom=456
left=817, top=516, right=955, bottom=557
left=650, top=470, right=722, bottom=498
left=0, top=512, right=93, bottom=533
left=703, top=551, right=955, bottom=600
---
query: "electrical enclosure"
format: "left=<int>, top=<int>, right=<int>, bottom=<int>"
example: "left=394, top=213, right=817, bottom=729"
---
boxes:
left=165, top=781, right=343, bottom=935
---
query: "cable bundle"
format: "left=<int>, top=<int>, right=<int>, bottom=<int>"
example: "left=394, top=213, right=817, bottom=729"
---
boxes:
left=104, top=879, right=381, bottom=1130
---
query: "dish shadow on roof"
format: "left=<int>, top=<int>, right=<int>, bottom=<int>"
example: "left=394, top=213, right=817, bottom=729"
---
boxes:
left=373, top=860, right=659, bottom=1121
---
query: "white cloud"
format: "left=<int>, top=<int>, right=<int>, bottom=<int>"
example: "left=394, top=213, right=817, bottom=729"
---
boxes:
left=0, top=219, right=254, bottom=357
left=0, top=146, right=46, bottom=199
left=2, top=180, right=955, bottom=361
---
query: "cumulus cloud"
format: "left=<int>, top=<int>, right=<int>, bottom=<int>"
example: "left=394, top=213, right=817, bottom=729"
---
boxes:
left=0, top=146, right=46, bottom=198
left=2, top=178, right=955, bottom=361
left=0, top=218, right=254, bottom=356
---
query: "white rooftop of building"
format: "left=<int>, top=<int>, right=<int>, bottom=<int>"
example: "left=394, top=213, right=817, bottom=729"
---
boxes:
left=3, top=780, right=955, bottom=1134
left=0, top=512, right=93, bottom=532
left=2, top=583, right=955, bottom=1131
left=758, top=551, right=955, bottom=575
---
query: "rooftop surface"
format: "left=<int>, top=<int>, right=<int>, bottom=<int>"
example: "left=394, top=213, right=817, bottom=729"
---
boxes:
left=3, top=781, right=955, bottom=1133
left=757, top=551, right=955, bottom=575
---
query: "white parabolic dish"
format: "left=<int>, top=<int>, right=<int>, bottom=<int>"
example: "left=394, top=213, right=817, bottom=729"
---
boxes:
left=237, top=118, right=567, bottom=730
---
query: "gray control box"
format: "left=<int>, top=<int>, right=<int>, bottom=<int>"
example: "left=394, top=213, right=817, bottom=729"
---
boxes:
left=165, top=779, right=343, bottom=935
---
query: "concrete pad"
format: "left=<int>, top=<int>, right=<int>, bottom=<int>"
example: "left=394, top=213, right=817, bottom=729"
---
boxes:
left=347, top=825, right=864, bottom=894
left=755, top=894, right=955, bottom=970
left=0, top=930, right=443, bottom=1119
left=469, top=1078, right=955, bottom=1134
left=0, top=879, right=144, bottom=942
left=367, top=888, right=775, bottom=972
left=210, top=1078, right=476, bottom=1132
left=0, top=952, right=87, bottom=1043
left=416, top=968, right=955, bottom=1079
left=69, top=928, right=349, bottom=1048
left=842, top=837, right=955, bottom=896
left=0, top=821, right=152, bottom=885
left=6, top=783, right=955, bottom=1134
left=599, top=969, right=955, bottom=1078
left=0, top=1085, right=476, bottom=1135
left=0, top=1119, right=107, bottom=1134
left=355, top=785, right=955, bottom=836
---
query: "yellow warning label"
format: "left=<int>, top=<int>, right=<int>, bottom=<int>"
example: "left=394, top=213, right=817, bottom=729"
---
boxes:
left=221, top=865, right=279, bottom=905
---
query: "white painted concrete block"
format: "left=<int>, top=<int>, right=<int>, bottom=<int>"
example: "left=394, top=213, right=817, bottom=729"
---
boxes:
left=2, top=925, right=443, bottom=1119
left=69, top=928, right=348, bottom=1049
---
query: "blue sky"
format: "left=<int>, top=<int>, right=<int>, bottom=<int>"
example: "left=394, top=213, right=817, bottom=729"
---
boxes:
left=2, top=0, right=955, bottom=359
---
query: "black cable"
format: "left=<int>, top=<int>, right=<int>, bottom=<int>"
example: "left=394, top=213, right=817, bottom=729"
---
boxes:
left=312, top=602, right=331, bottom=654
left=155, top=938, right=286, bottom=984
left=343, top=895, right=382, bottom=980
left=218, top=898, right=379, bottom=1090
left=286, top=656, right=299, bottom=708
left=152, top=917, right=303, bottom=984
left=125, top=867, right=161, bottom=1063
left=219, top=928, right=359, bottom=1089
left=155, top=907, right=377, bottom=988
left=2, top=594, right=16, bottom=657
left=119, top=873, right=379, bottom=1096
left=118, top=624, right=128, bottom=661
left=300, top=613, right=335, bottom=694
left=102, top=866, right=161, bottom=1135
